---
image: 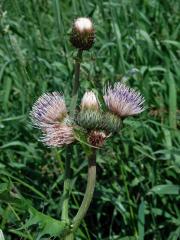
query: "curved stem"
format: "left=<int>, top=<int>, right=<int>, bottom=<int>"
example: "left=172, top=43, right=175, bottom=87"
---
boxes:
left=72, top=150, right=96, bottom=232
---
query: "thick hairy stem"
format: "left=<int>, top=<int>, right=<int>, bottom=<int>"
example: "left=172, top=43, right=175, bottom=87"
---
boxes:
left=72, top=150, right=96, bottom=232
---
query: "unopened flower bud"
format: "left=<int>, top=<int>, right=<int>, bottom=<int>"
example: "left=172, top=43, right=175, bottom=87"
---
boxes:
left=70, top=17, right=95, bottom=50
left=88, top=130, right=107, bottom=147
left=78, top=91, right=102, bottom=130
left=81, top=91, right=99, bottom=111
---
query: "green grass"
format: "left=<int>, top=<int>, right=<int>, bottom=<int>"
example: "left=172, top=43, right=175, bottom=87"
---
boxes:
left=0, top=0, right=180, bottom=239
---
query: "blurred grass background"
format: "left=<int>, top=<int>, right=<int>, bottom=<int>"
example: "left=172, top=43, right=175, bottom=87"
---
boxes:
left=0, top=0, right=180, bottom=239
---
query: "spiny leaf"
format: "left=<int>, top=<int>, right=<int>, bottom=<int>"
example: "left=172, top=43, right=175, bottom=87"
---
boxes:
left=23, top=207, right=70, bottom=239
left=0, top=190, right=71, bottom=239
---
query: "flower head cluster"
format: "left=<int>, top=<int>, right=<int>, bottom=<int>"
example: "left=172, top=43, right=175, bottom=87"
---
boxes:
left=30, top=83, right=145, bottom=148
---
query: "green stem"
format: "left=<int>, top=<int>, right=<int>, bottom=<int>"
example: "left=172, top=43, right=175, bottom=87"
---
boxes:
left=61, top=153, right=71, bottom=221
left=61, top=50, right=83, bottom=240
left=72, top=150, right=96, bottom=232
left=61, top=151, right=73, bottom=240
left=64, top=150, right=96, bottom=239
left=72, top=49, right=83, bottom=96
left=70, top=49, right=83, bottom=115
left=63, top=232, right=74, bottom=240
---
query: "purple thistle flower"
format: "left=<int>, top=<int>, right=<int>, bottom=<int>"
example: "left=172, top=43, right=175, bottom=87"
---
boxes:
left=103, top=82, right=145, bottom=117
left=30, top=92, right=67, bottom=128
left=30, top=92, right=74, bottom=147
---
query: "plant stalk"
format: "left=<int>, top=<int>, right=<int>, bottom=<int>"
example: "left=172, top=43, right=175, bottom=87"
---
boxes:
left=61, top=153, right=71, bottom=221
left=70, top=49, right=83, bottom=116
left=72, top=150, right=96, bottom=232
left=61, top=49, right=83, bottom=240
left=61, top=149, right=74, bottom=239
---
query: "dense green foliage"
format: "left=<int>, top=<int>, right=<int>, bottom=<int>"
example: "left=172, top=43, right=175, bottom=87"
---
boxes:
left=0, top=0, right=180, bottom=239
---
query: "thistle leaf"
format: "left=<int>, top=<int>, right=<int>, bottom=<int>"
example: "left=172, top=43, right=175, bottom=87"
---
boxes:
left=23, top=207, right=70, bottom=239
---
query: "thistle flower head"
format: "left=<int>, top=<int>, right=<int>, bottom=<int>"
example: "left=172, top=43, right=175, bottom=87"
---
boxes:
left=41, top=124, right=74, bottom=147
left=70, top=17, right=95, bottom=50
left=30, top=92, right=75, bottom=147
left=30, top=92, right=67, bottom=128
left=104, top=82, right=145, bottom=117
left=81, top=91, right=99, bottom=111
left=78, top=91, right=102, bottom=130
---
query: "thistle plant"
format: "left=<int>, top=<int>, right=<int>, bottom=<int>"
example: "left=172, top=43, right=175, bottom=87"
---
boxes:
left=30, top=17, right=145, bottom=239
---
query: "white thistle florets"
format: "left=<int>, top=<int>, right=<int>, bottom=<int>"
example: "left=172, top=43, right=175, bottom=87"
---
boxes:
left=74, top=18, right=93, bottom=32
left=81, top=91, right=99, bottom=111
left=104, top=82, right=145, bottom=117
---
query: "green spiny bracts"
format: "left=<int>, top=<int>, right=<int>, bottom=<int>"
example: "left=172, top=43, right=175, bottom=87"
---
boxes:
left=103, top=112, right=122, bottom=133
left=77, top=110, right=103, bottom=130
